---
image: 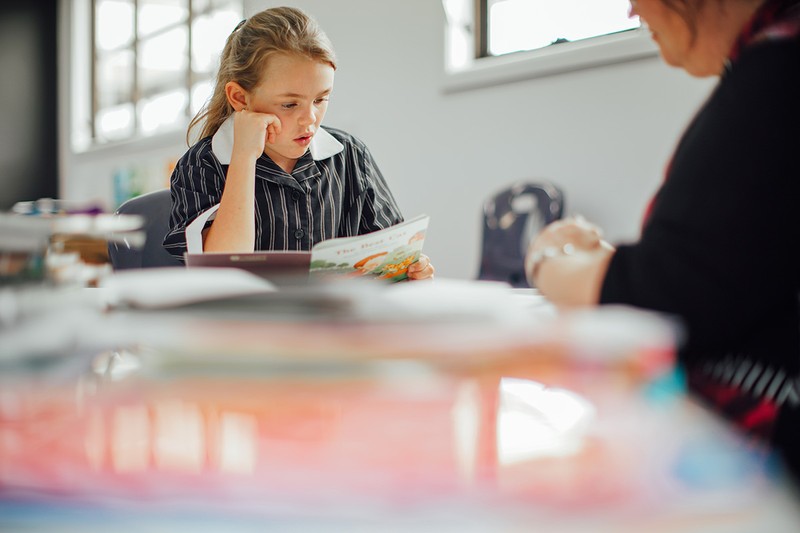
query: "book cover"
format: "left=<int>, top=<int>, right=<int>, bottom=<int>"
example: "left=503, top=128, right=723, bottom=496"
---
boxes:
left=309, top=214, right=429, bottom=282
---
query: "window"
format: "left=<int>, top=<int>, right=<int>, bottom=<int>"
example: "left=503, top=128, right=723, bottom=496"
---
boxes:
left=478, top=0, right=639, bottom=58
left=442, top=0, right=655, bottom=92
left=72, top=0, right=243, bottom=151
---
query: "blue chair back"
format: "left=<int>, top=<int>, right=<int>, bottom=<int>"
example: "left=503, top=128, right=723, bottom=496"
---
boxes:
left=108, top=189, right=182, bottom=269
left=477, top=181, right=564, bottom=288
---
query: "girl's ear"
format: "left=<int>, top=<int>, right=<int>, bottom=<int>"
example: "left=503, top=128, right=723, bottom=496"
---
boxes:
left=224, top=81, right=248, bottom=111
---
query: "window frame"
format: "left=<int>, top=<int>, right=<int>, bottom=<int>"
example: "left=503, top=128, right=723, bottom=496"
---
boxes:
left=442, top=0, right=659, bottom=94
left=74, top=0, right=243, bottom=152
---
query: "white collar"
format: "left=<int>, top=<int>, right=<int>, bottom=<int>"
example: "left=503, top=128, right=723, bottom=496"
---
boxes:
left=210, top=114, right=344, bottom=165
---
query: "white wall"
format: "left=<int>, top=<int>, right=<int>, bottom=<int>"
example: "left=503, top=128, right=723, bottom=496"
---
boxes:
left=62, top=0, right=717, bottom=280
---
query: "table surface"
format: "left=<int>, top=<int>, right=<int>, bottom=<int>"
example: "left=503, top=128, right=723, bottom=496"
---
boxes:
left=1, top=278, right=799, bottom=532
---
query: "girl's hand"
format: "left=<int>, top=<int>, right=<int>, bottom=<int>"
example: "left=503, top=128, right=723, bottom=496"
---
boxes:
left=408, top=254, right=435, bottom=281
left=231, top=109, right=283, bottom=162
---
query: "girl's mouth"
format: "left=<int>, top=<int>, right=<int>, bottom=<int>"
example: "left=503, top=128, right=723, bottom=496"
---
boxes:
left=294, top=133, right=313, bottom=146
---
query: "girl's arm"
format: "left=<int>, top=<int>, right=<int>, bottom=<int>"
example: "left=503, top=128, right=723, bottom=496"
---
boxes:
left=203, top=110, right=281, bottom=252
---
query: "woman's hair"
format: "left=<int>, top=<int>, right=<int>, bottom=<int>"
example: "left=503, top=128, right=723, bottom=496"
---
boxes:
left=187, top=6, right=337, bottom=143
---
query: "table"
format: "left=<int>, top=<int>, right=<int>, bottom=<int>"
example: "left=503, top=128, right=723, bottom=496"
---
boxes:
left=1, top=278, right=798, bottom=531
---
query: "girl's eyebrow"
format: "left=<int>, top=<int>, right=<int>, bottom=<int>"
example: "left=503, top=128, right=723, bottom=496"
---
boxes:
left=276, top=88, right=332, bottom=98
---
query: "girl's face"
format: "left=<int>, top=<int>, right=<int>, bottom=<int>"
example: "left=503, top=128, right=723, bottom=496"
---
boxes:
left=247, top=53, right=335, bottom=169
left=629, top=0, right=694, bottom=71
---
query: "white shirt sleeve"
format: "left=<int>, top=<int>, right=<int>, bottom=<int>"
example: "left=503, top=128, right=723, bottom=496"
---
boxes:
left=185, top=204, right=220, bottom=253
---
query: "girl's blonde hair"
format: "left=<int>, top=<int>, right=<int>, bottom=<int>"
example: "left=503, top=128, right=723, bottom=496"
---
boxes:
left=187, top=6, right=337, bottom=143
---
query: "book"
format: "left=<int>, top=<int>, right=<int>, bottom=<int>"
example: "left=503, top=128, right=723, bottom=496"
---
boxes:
left=184, top=214, right=429, bottom=283
left=309, top=214, right=429, bottom=282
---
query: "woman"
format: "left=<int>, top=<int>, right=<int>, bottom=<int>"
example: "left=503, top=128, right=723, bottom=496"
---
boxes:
left=527, top=0, right=800, bottom=477
left=163, top=7, right=434, bottom=280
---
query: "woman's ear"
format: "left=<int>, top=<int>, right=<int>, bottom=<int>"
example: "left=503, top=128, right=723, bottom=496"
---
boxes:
left=224, top=81, right=248, bottom=111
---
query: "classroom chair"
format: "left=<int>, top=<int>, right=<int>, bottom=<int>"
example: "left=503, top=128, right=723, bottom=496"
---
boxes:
left=107, top=189, right=182, bottom=269
left=477, top=181, right=564, bottom=288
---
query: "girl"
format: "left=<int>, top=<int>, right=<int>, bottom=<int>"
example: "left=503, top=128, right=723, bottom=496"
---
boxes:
left=163, top=6, right=434, bottom=281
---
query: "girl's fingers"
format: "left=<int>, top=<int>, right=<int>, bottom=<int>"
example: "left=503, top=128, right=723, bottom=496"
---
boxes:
left=408, top=255, right=435, bottom=280
left=270, top=116, right=282, bottom=135
left=265, top=116, right=282, bottom=144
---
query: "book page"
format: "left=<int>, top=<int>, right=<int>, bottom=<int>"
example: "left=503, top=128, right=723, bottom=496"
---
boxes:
left=310, top=214, right=429, bottom=282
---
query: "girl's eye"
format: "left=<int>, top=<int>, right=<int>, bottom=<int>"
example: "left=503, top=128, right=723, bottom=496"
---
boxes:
left=282, top=103, right=297, bottom=109
left=314, top=97, right=329, bottom=105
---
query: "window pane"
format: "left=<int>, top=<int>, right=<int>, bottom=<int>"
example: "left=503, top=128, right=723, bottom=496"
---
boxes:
left=96, top=50, right=134, bottom=108
left=191, top=80, right=214, bottom=115
left=95, top=0, right=134, bottom=51
left=85, top=0, right=243, bottom=148
left=192, top=6, right=242, bottom=75
left=192, top=0, right=231, bottom=15
left=139, top=90, right=188, bottom=134
left=488, top=0, right=639, bottom=56
left=97, top=103, right=135, bottom=141
left=139, top=26, right=188, bottom=98
left=138, top=0, right=188, bottom=37
left=193, top=0, right=213, bottom=13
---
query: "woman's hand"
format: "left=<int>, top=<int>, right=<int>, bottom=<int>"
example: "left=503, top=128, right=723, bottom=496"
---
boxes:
left=231, top=109, right=283, bottom=163
left=525, top=217, right=615, bottom=306
left=407, top=254, right=435, bottom=281
left=531, top=216, right=604, bottom=253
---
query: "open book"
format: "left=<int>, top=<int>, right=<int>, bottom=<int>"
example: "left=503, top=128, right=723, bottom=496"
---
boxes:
left=184, top=214, right=429, bottom=283
left=309, top=214, right=429, bottom=282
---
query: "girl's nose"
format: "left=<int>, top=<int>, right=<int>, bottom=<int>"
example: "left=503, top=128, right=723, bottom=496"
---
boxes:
left=300, top=106, right=316, bottom=126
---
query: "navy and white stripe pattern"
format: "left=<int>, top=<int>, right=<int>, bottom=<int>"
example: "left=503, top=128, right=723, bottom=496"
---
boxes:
left=163, top=126, right=403, bottom=261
